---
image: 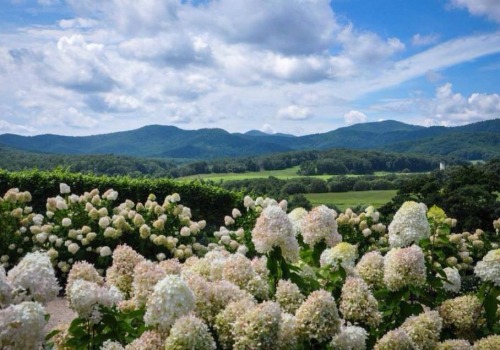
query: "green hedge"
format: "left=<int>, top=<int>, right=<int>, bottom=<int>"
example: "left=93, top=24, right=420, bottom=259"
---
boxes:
left=0, top=169, right=243, bottom=229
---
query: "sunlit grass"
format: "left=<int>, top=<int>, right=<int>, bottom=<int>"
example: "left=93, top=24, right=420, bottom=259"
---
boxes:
left=305, top=190, right=398, bottom=210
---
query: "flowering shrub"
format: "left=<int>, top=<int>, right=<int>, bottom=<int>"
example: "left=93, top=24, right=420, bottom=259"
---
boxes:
left=0, top=187, right=498, bottom=349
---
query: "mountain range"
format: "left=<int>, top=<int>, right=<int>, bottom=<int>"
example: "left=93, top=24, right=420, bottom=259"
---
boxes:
left=0, top=119, right=499, bottom=160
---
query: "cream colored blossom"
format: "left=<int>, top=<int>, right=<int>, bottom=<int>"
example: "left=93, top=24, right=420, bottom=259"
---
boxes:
left=331, top=324, right=368, bottom=350
left=0, top=301, right=47, bottom=349
left=106, top=244, right=145, bottom=295
left=374, top=328, right=416, bottom=350
left=340, top=277, right=382, bottom=327
left=295, top=289, right=340, bottom=342
left=144, top=275, right=195, bottom=331
left=320, top=242, right=358, bottom=272
left=388, top=201, right=430, bottom=247
left=474, top=248, right=500, bottom=286
left=252, top=205, right=299, bottom=262
left=435, top=339, right=472, bottom=350
left=233, top=301, right=281, bottom=350
left=441, top=267, right=461, bottom=293
left=7, top=251, right=60, bottom=303
left=164, top=315, right=216, bottom=350
left=300, top=205, right=341, bottom=247
left=400, top=310, right=442, bottom=350
left=215, top=298, right=256, bottom=350
left=473, top=335, right=500, bottom=350
left=355, top=250, right=384, bottom=288
left=439, top=295, right=483, bottom=333
left=275, top=279, right=305, bottom=314
left=383, top=245, right=426, bottom=291
left=124, top=330, right=164, bottom=350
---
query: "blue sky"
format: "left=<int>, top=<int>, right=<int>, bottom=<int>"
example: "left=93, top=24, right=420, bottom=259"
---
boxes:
left=0, top=0, right=499, bottom=136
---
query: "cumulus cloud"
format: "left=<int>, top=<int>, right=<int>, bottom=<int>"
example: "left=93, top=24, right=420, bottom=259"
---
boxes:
left=412, top=33, right=440, bottom=46
left=204, top=0, right=337, bottom=55
left=344, top=110, right=368, bottom=125
left=277, top=105, right=312, bottom=120
left=426, top=83, right=500, bottom=125
left=41, top=35, right=115, bottom=92
left=450, top=0, right=500, bottom=23
left=337, top=25, right=405, bottom=65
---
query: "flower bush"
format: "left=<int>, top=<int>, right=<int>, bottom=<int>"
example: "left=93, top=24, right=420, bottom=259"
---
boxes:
left=0, top=185, right=498, bottom=349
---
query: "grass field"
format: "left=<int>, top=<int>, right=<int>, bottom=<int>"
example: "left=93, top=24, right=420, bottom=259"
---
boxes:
left=178, top=167, right=418, bottom=182
left=305, top=190, right=398, bottom=210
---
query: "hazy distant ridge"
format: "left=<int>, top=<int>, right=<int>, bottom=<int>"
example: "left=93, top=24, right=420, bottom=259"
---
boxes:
left=0, top=119, right=498, bottom=160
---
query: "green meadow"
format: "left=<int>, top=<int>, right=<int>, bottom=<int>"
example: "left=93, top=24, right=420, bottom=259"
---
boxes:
left=305, top=190, right=398, bottom=210
left=178, top=166, right=413, bottom=182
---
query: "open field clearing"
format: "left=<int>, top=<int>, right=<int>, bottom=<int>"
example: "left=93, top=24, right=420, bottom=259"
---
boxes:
left=178, top=166, right=422, bottom=182
left=305, top=190, right=398, bottom=210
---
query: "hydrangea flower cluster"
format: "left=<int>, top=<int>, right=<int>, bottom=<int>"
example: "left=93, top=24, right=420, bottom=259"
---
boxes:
left=274, top=279, right=305, bottom=314
left=295, top=289, right=341, bottom=342
left=400, top=310, right=442, bottom=350
left=164, top=315, right=216, bottom=350
left=373, top=328, right=416, bottom=350
left=383, top=245, right=426, bottom=291
left=68, top=279, right=123, bottom=323
left=435, top=339, right=472, bottom=350
left=474, top=248, right=500, bottom=286
left=232, top=301, right=281, bottom=349
left=300, top=205, right=342, bottom=247
left=441, top=267, right=461, bottom=293
left=339, top=277, right=382, bottom=327
left=331, top=324, right=368, bottom=350
left=388, top=201, right=430, bottom=247
left=355, top=250, right=384, bottom=288
left=252, top=205, right=299, bottom=262
left=106, top=244, right=145, bottom=295
left=439, top=295, right=483, bottom=334
left=320, top=242, right=358, bottom=272
left=144, top=275, right=195, bottom=331
left=0, top=301, right=47, bottom=349
left=6, top=251, right=60, bottom=303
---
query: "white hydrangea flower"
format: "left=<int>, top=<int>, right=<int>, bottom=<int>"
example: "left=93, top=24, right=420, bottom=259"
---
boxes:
left=383, top=245, right=426, bottom=291
left=7, top=251, right=60, bottom=304
left=388, top=201, right=430, bottom=248
left=288, top=207, right=308, bottom=236
left=300, top=205, right=341, bottom=248
left=320, top=242, right=358, bottom=272
left=60, top=183, right=71, bottom=194
left=0, top=301, right=47, bottom=349
left=164, top=315, right=216, bottom=350
left=252, top=205, right=299, bottom=262
left=474, top=248, right=500, bottom=286
left=68, top=279, right=123, bottom=323
left=144, top=275, right=195, bottom=331
left=331, top=324, right=368, bottom=350
left=100, top=340, right=124, bottom=350
left=441, top=267, right=461, bottom=293
left=0, top=266, right=13, bottom=307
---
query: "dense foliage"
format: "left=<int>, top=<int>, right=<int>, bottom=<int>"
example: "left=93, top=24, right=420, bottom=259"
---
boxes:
left=171, top=148, right=460, bottom=177
left=0, top=169, right=242, bottom=229
left=381, top=159, right=500, bottom=231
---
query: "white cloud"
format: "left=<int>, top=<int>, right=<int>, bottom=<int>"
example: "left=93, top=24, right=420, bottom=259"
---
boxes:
left=337, top=25, right=405, bottom=65
left=450, top=0, right=500, bottom=23
left=277, top=105, right=312, bottom=120
left=203, top=0, right=337, bottom=55
left=261, top=124, right=276, bottom=134
left=412, top=33, right=440, bottom=46
left=0, top=119, right=35, bottom=134
left=344, top=110, right=367, bottom=125
left=425, top=83, right=500, bottom=125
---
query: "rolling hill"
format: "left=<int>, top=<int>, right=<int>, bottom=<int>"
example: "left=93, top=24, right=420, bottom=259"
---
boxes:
left=0, top=119, right=499, bottom=160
